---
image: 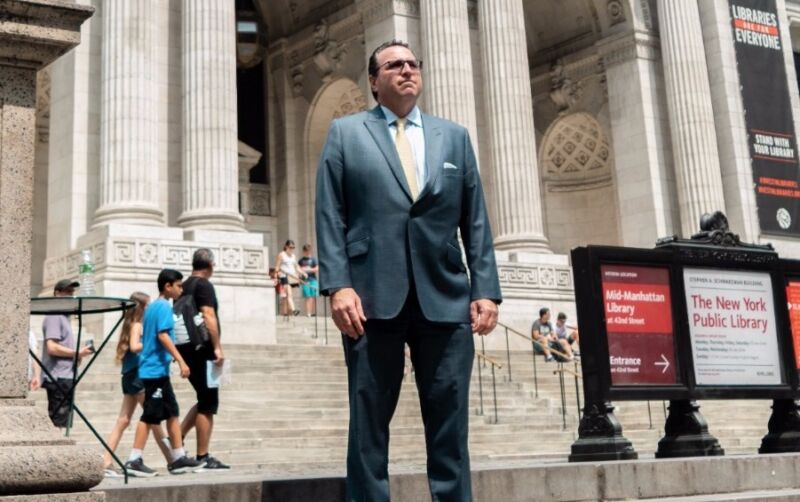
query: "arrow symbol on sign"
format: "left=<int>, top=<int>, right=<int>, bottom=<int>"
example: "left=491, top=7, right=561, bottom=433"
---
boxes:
left=655, top=354, right=669, bottom=374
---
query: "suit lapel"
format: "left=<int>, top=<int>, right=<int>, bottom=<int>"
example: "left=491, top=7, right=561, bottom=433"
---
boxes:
left=363, top=106, right=413, bottom=202
left=418, top=114, right=442, bottom=201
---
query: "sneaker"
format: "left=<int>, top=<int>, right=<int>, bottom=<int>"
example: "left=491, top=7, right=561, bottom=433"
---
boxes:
left=293, top=309, right=301, bottom=316
left=124, top=458, right=158, bottom=478
left=104, top=468, right=123, bottom=478
left=545, top=355, right=555, bottom=362
left=194, top=455, right=231, bottom=472
left=168, top=455, right=204, bottom=475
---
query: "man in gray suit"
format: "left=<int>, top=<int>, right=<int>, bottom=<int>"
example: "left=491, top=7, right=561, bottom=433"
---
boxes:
left=316, top=39, right=502, bottom=501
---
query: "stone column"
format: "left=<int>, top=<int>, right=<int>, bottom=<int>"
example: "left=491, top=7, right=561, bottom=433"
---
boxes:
left=478, top=0, right=549, bottom=252
left=0, top=0, right=102, bottom=496
left=658, top=0, right=727, bottom=237
left=697, top=0, right=760, bottom=243
left=420, top=0, right=479, bottom=145
left=94, top=0, right=163, bottom=225
left=356, top=0, right=422, bottom=107
left=596, top=31, right=679, bottom=248
left=178, top=0, right=244, bottom=231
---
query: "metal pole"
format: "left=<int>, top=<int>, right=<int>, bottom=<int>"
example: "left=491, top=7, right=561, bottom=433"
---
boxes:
left=67, top=300, right=83, bottom=437
left=647, top=401, right=653, bottom=429
left=662, top=400, right=667, bottom=419
left=324, top=299, right=328, bottom=345
left=559, top=364, right=567, bottom=431
left=75, top=312, right=125, bottom=386
left=573, top=359, right=581, bottom=420
left=531, top=339, right=539, bottom=398
left=505, top=328, right=512, bottom=382
left=477, top=358, right=484, bottom=416
left=491, top=364, right=498, bottom=424
left=71, top=404, right=129, bottom=483
left=313, top=295, right=318, bottom=339
left=480, top=336, right=486, bottom=368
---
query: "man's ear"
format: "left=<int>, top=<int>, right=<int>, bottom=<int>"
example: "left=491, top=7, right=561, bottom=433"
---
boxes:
left=369, top=75, right=377, bottom=93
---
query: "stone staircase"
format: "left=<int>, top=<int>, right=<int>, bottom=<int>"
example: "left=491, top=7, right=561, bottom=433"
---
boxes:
left=33, top=316, right=777, bottom=475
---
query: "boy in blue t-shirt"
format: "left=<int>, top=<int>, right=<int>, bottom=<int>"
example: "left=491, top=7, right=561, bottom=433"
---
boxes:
left=124, top=269, right=204, bottom=476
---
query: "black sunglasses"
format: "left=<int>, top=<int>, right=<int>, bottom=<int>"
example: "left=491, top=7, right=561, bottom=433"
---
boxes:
left=378, top=58, right=423, bottom=72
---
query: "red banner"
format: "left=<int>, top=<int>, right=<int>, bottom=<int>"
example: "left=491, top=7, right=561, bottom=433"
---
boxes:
left=786, top=281, right=800, bottom=369
left=601, top=265, right=678, bottom=385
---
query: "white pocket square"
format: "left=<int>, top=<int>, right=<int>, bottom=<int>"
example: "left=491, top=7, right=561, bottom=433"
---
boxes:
left=443, top=162, right=458, bottom=170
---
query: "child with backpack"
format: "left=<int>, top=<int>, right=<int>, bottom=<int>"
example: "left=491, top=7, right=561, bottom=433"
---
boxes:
left=123, top=269, right=204, bottom=476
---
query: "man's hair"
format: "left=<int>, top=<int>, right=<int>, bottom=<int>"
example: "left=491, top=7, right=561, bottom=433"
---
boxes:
left=539, top=307, right=550, bottom=318
left=192, top=248, right=214, bottom=271
left=157, top=268, right=183, bottom=292
left=302, top=244, right=312, bottom=252
left=368, top=39, right=418, bottom=100
left=557, top=312, right=567, bottom=321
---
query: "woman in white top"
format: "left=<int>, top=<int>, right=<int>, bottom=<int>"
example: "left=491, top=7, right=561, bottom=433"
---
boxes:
left=273, top=240, right=306, bottom=316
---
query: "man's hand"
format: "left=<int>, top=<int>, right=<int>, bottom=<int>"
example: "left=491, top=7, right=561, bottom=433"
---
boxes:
left=331, top=288, right=367, bottom=339
left=470, top=299, right=498, bottom=336
left=77, top=345, right=93, bottom=363
left=30, top=376, right=40, bottom=391
left=179, top=361, right=190, bottom=378
left=214, top=346, right=225, bottom=367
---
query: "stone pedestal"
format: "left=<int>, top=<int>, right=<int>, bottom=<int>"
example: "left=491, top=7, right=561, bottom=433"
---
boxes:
left=0, top=0, right=103, bottom=497
left=42, top=223, right=277, bottom=346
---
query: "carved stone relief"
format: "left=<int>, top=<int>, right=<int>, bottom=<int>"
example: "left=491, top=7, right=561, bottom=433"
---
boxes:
left=332, top=87, right=368, bottom=119
left=549, top=59, right=583, bottom=114
left=540, top=112, right=612, bottom=184
left=497, top=264, right=574, bottom=291
left=43, top=240, right=269, bottom=287
left=312, top=19, right=345, bottom=80
left=607, top=0, right=626, bottom=26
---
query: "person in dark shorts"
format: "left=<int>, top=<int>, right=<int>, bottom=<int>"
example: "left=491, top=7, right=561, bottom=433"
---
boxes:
left=102, top=292, right=171, bottom=477
left=123, top=269, right=202, bottom=477
left=41, top=279, right=93, bottom=428
left=178, top=248, right=231, bottom=470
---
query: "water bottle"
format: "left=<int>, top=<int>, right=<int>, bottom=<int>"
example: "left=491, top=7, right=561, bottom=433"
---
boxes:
left=78, top=249, right=96, bottom=296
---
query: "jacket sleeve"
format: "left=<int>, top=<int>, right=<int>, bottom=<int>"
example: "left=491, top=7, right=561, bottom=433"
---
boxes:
left=315, top=120, right=351, bottom=296
left=459, top=130, right=503, bottom=304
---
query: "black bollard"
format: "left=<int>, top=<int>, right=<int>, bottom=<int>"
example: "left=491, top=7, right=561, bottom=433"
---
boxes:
left=759, top=399, right=800, bottom=453
left=655, top=399, right=723, bottom=458
left=569, top=400, right=637, bottom=462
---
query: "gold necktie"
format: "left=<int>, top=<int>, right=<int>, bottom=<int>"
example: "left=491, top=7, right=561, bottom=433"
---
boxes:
left=395, top=118, right=419, bottom=200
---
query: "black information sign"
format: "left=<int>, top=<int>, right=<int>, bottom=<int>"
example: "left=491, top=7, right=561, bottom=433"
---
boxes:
left=569, top=231, right=800, bottom=462
left=730, top=0, right=800, bottom=235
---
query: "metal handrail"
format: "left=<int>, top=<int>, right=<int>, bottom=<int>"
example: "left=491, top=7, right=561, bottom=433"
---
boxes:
left=475, top=347, right=502, bottom=424
left=553, top=365, right=582, bottom=379
left=476, top=352, right=503, bottom=368
left=496, top=321, right=577, bottom=400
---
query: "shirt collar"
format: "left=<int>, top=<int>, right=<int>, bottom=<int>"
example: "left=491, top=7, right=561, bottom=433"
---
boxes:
left=380, top=105, right=422, bottom=128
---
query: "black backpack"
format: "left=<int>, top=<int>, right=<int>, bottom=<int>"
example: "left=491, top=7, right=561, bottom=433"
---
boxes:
left=173, top=294, right=210, bottom=352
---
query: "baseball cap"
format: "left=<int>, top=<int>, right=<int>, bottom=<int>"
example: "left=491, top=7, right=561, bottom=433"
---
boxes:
left=54, top=279, right=80, bottom=293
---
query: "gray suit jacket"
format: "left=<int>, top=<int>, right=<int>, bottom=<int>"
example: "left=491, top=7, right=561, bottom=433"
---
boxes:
left=315, top=105, right=502, bottom=323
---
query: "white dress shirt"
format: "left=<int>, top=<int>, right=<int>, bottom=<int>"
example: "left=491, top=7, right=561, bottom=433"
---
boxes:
left=381, top=105, right=426, bottom=192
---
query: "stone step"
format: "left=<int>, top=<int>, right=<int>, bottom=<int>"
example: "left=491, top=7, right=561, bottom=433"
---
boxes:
left=639, top=488, right=800, bottom=501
